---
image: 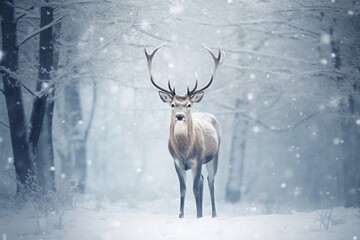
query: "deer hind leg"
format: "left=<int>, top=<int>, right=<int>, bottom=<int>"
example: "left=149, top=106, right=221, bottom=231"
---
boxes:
left=192, top=163, right=203, bottom=218
left=175, top=162, right=186, bottom=218
left=206, top=153, right=218, bottom=218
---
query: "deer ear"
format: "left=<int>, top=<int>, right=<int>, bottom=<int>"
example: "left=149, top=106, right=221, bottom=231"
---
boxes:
left=190, top=91, right=204, bottom=103
left=158, top=91, right=173, bottom=103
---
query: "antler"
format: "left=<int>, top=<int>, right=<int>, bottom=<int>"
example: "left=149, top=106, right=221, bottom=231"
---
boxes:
left=144, top=43, right=176, bottom=96
left=187, top=44, right=224, bottom=96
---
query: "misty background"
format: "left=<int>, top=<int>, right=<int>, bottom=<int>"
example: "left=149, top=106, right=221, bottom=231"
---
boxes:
left=1, top=0, right=360, bottom=215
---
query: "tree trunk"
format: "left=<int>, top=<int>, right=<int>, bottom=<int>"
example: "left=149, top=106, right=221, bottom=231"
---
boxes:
left=0, top=0, right=33, bottom=187
left=33, top=7, right=55, bottom=190
left=63, top=78, right=87, bottom=193
left=329, top=21, right=360, bottom=208
left=225, top=99, right=249, bottom=203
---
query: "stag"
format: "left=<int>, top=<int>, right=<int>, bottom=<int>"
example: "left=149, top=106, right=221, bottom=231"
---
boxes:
left=144, top=44, right=223, bottom=218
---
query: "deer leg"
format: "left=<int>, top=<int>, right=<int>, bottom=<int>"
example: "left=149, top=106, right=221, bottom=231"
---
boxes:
left=174, top=162, right=186, bottom=218
left=200, top=174, right=204, bottom=214
left=206, top=157, right=218, bottom=218
left=192, top=163, right=203, bottom=218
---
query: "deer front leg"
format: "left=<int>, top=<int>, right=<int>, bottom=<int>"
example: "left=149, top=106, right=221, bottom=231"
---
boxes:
left=174, top=160, right=186, bottom=218
left=192, top=162, right=203, bottom=218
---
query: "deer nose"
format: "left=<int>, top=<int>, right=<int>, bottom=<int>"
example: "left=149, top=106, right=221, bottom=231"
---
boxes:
left=175, top=113, right=185, bottom=121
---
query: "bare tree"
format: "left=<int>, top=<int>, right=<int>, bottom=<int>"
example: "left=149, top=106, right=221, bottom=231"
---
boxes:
left=1, top=0, right=34, bottom=187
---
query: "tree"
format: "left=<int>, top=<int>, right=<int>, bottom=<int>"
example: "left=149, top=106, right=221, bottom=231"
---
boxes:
left=1, top=0, right=61, bottom=192
left=225, top=98, right=249, bottom=202
left=32, top=4, right=57, bottom=191
left=1, top=0, right=34, bottom=187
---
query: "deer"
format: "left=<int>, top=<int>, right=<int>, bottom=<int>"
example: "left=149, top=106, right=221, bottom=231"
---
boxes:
left=144, top=43, right=223, bottom=218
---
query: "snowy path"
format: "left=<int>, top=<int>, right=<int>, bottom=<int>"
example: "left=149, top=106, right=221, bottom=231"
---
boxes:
left=1, top=201, right=359, bottom=240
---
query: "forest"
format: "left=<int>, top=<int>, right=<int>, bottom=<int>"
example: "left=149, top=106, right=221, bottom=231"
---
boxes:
left=0, top=0, right=360, bottom=239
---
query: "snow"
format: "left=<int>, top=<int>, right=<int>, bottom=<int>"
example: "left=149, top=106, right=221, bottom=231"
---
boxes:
left=1, top=199, right=359, bottom=240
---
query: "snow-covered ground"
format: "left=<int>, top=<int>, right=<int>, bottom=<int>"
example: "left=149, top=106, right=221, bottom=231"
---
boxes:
left=1, top=197, right=359, bottom=240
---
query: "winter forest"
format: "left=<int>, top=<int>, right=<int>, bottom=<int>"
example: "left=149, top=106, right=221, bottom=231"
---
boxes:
left=1, top=0, right=360, bottom=239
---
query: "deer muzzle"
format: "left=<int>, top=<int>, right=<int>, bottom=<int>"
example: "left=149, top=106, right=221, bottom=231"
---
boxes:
left=175, top=113, right=185, bottom=122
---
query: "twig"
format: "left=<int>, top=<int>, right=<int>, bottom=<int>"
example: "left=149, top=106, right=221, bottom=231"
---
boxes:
left=16, top=12, right=27, bottom=22
left=0, top=88, right=4, bottom=96
left=0, top=120, right=10, bottom=128
left=16, top=5, right=35, bottom=23
left=18, top=15, right=67, bottom=47
left=21, top=83, right=39, bottom=98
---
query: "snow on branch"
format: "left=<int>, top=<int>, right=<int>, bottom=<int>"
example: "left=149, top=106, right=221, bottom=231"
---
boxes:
left=215, top=103, right=323, bottom=133
left=18, top=14, right=67, bottom=48
left=224, top=48, right=318, bottom=66
left=0, top=66, right=39, bottom=98
left=38, top=11, right=139, bottom=98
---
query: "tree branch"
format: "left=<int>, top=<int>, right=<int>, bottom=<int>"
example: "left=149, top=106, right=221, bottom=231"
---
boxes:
left=215, top=104, right=323, bottom=133
left=39, top=11, right=138, bottom=98
left=18, top=14, right=66, bottom=48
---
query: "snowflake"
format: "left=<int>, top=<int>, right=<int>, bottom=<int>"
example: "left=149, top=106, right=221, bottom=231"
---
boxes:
left=169, top=3, right=184, bottom=14
left=247, top=92, right=254, bottom=100
left=140, top=19, right=150, bottom=30
left=356, top=119, right=360, bottom=126
left=333, top=138, right=341, bottom=145
left=0, top=50, right=3, bottom=61
left=321, top=33, right=331, bottom=45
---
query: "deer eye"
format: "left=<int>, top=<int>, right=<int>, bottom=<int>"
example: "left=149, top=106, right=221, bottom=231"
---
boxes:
left=171, top=103, right=175, bottom=108
left=187, top=103, right=191, bottom=108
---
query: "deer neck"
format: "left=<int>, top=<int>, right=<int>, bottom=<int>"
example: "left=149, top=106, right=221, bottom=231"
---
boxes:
left=170, top=115, right=194, bottom=159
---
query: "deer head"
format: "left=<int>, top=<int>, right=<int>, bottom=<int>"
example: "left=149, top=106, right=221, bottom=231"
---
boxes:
left=144, top=44, right=224, bottom=124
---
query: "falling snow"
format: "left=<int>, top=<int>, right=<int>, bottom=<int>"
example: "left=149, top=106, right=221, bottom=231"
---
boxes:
left=169, top=3, right=184, bottom=14
left=321, top=33, right=331, bottom=45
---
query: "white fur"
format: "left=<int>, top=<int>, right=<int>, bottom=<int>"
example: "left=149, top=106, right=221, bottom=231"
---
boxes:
left=173, top=121, right=188, bottom=137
